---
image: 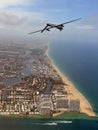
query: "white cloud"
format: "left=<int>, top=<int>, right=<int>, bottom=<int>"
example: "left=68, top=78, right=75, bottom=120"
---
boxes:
left=0, top=12, right=26, bottom=25
left=0, top=0, right=35, bottom=7
left=0, top=25, right=4, bottom=29
left=0, top=10, right=46, bottom=36
left=0, top=0, right=46, bottom=29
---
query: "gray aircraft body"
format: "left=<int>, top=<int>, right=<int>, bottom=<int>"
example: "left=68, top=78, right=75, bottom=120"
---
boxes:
left=28, top=18, right=82, bottom=34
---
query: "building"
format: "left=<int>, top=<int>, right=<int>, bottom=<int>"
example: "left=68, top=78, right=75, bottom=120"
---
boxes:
left=0, top=90, right=2, bottom=101
left=40, top=102, right=52, bottom=116
left=40, top=108, right=51, bottom=115
left=39, top=94, right=53, bottom=116
left=56, top=99, right=69, bottom=110
left=69, top=99, right=80, bottom=112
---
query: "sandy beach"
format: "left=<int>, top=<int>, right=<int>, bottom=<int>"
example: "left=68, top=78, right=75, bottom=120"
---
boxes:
left=46, top=49, right=96, bottom=117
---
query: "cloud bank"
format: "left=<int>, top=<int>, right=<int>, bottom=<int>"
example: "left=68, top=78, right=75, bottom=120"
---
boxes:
left=0, top=12, right=26, bottom=25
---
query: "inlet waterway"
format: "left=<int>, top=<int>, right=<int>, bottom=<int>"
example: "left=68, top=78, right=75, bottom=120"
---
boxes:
left=2, top=50, right=34, bottom=85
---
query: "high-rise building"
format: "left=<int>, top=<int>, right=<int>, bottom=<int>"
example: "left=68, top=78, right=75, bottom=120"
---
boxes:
left=69, top=99, right=80, bottom=112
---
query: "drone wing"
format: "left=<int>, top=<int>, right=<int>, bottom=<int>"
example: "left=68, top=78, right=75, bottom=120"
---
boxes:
left=28, top=29, right=43, bottom=34
left=61, top=18, right=82, bottom=25
left=28, top=18, right=82, bottom=34
left=28, top=24, right=51, bottom=34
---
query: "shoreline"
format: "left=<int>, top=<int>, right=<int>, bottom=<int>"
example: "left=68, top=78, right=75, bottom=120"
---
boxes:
left=46, top=47, right=96, bottom=117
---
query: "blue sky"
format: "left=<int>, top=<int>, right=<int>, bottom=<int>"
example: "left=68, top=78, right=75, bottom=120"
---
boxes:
left=0, top=0, right=98, bottom=43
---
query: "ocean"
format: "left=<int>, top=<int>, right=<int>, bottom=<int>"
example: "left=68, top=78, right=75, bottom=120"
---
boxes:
left=0, top=116, right=98, bottom=130
left=49, top=41, right=98, bottom=115
left=0, top=41, right=98, bottom=130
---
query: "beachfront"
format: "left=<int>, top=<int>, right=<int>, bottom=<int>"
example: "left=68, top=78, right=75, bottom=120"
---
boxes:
left=0, top=43, right=96, bottom=117
left=46, top=49, right=96, bottom=117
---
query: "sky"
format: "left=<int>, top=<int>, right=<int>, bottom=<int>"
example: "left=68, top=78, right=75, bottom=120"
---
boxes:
left=0, top=0, right=98, bottom=43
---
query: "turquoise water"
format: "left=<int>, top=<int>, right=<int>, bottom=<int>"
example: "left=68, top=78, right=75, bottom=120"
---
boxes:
left=49, top=41, right=98, bottom=115
left=0, top=116, right=98, bottom=130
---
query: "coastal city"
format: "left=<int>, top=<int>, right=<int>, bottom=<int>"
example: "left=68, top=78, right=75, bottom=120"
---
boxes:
left=0, top=0, right=98, bottom=130
left=0, top=43, right=80, bottom=117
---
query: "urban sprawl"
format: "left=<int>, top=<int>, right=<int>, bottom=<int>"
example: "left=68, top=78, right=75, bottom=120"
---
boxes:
left=0, top=43, right=80, bottom=116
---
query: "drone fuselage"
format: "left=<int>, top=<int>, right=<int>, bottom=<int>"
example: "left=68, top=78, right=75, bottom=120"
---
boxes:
left=28, top=18, right=82, bottom=34
left=47, top=23, right=64, bottom=31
